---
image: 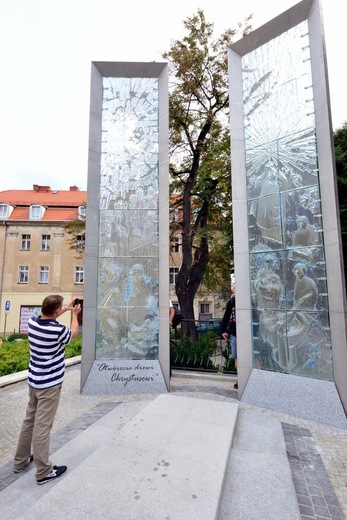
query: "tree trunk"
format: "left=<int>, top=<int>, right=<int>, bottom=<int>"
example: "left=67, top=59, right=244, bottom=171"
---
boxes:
left=175, top=188, right=211, bottom=341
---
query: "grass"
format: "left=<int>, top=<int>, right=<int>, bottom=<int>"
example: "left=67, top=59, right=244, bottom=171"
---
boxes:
left=0, top=335, right=82, bottom=377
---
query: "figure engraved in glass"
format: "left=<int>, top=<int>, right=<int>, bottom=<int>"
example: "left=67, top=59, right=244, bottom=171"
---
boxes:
left=95, top=77, right=160, bottom=360
left=243, top=21, right=333, bottom=380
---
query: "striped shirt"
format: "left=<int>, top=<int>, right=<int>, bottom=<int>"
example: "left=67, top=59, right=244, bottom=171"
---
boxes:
left=27, top=316, right=72, bottom=389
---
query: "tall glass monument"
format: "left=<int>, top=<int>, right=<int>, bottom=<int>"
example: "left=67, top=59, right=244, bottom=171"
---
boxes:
left=228, top=0, right=347, bottom=420
left=81, top=62, right=170, bottom=394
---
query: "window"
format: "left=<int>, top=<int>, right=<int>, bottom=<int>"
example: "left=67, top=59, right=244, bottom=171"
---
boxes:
left=170, top=208, right=179, bottom=222
left=200, top=303, right=210, bottom=314
left=29, top=204, right=44, bottom=220
left=0, top=204, right=7, bottom=218
left=76, top=235, right=85, bottom=252
left=170, top=267, right=179, bottom=285
left=39, top=266, right=49, bottom=283
left=75, top=266, right=84, bottom=284
left=0, top=203, right=13, bottom=219
left=170, top=236, right=180, bottom=253
left=78, top=205, right=86, bottom=219
left=18, top=265, right=29, bottom=283
left=20, top=234, right=31, bottom=251
left=41, top=234, right=51, bottom=251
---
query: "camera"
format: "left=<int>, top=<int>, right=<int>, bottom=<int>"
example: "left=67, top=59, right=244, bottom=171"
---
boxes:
left=73, top=298, right=79, bottom=307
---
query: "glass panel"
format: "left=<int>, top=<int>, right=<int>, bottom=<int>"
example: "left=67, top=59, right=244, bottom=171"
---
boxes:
left=96, top=77, right=160, bottom=360
left=242, top=20, right=333, bottom=380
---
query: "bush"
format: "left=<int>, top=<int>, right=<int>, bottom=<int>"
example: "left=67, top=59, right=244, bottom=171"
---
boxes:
left=0, top=335, right=82, bottom=377
left=0, top=340, right=30, bottom=376
left=221, top=346, right=236, bottom=373
left=65, top=336, right=82, bottom=358
left=7, top=333, right=28, bottom=342
left=171, top=332, right=218, bottom=371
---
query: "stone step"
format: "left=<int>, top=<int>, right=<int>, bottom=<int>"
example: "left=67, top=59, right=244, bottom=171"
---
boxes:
left=218, top=408, right=301, bottom=520
left=1, top=395, right=239, bottom=520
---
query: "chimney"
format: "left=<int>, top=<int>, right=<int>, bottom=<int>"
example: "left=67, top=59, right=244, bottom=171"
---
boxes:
left=70, top=186, right=79, bottom=191
left=33, top=185, right=51, bottom=192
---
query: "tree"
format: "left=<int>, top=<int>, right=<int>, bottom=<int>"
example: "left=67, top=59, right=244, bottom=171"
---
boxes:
left=62, top=202, right=86, bottom=259
left=334, top=122, right=347, bottom=289
left=163, top=10, right=252, bottom=337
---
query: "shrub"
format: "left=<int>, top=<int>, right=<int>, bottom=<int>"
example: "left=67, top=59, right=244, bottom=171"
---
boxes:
left=0, top=340, right=30, bottom=376
left=0, top=335, right=82, bottom=377
left=221, top=346, right=236, bottom=373
left=7, top=333, right=28, bottom=342
left=171, top=332, right=218, bottom=371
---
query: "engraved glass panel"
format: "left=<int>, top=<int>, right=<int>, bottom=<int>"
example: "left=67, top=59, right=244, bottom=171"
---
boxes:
left=96, top=77, right=159, bottom=360
left=242, top=21, right=333, bottom=380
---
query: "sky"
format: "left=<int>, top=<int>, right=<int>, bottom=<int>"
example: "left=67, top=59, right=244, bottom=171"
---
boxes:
left=0, top=0, right=343, bottom=192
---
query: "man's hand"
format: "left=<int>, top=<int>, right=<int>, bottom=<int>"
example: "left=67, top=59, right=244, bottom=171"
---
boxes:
left=222, top=332, right=229, bottom=340
left=72, top=304, right=81, bottom=316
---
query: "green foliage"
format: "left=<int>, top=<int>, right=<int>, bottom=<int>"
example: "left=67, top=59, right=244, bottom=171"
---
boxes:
left=171, top=332, right=219, bottom=371
left=62, top=201, right=86, bottom=258
left=65, top=336, right=83, bottom=358
left=0, top=340, right=30, bottom=376
left=221, top=345, right=236, bottom=373
left=7, top=333, right=28, bottom=342
left=164, top=10, right=252, bottom=322
left=334, top=122, right=347, bottom=289
left=0, top=335, right=82, bottom=377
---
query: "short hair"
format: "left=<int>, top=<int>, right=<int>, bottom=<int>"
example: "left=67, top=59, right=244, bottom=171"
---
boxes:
left=41, top=295, right=64, bottom=315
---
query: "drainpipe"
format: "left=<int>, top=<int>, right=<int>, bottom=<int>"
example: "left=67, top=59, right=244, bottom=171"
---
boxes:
left=0, top=221, right=8, bottom=334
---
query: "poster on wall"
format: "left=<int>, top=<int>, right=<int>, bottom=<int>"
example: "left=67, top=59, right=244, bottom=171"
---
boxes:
left=19, top=306, right=41, bottom=334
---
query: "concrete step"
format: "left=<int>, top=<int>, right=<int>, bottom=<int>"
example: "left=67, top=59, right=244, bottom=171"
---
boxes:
left=1, top=394, right=239, bottom=520
left=218, top=408, right=301, bottom=520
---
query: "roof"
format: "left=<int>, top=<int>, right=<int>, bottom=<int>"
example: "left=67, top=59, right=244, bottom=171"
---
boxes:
left=9, top=207, right=79, bottom=221
left=0, top=186, right=87, bottom=207
left=0, top=185, right=86, bottom=223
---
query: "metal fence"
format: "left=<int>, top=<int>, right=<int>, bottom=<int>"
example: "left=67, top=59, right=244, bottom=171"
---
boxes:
left=170, top=318, right=236, bottom=374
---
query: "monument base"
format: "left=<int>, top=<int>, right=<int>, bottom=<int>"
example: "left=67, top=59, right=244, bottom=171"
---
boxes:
left=81, top=359, right=168, bottom=395
left=241, top=369, right=347, bottom=429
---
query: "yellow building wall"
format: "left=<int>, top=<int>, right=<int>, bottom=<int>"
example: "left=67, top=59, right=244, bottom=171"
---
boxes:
left=0, top=221, right=84, bottom=336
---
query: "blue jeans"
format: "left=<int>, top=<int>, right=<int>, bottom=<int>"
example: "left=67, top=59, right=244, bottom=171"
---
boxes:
left=230, top=334, right=237, bottom=359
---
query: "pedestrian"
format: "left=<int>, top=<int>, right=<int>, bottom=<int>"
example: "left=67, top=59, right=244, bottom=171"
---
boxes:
left=221, top=284, right=238, bottom=389
left=169, top=299, right=175, bottom=328
left=13, top=295, right=81, bottom=484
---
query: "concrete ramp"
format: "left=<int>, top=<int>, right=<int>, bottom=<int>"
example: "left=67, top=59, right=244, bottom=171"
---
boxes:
left=1, top=395, right=239, bottom=520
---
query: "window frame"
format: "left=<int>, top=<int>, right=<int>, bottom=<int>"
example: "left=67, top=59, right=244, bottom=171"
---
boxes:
left=74, top=266, right=84, bottom=284
left=78, top=206, right=86, bottom=219
left=18, top=265, right=29, bottom=284
left=38, top=265, right=50, bottom=284
left=41, top=234, right=51, bottom=251
left=20, top=234, right=31, bottom=251
left=170, top=236, right=180, bottom=253
left=200, top=303, right=211, bottom=315
left=169, top=266, right=179, bottom=285
left=76, top=234, right=85, bottom=252
left=0, top=203, right=10, bottom=219
left=29, top=204, right=44, bottom=220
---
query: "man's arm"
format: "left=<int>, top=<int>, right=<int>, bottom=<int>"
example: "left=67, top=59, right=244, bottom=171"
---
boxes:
left=57, top=298, right=81, bottom=338
left=221, top=299, right=232, bottom=337
left=70, top=308, right=80, bottom=338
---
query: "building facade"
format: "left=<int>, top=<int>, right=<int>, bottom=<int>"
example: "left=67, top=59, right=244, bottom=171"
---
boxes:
left=0, top=184, right=86, bottom=336
left=169, top=229, right=228, bottom=320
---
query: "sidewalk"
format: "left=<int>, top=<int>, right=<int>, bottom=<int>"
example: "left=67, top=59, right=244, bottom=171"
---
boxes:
left=1, top=363, right=347, bottom=519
